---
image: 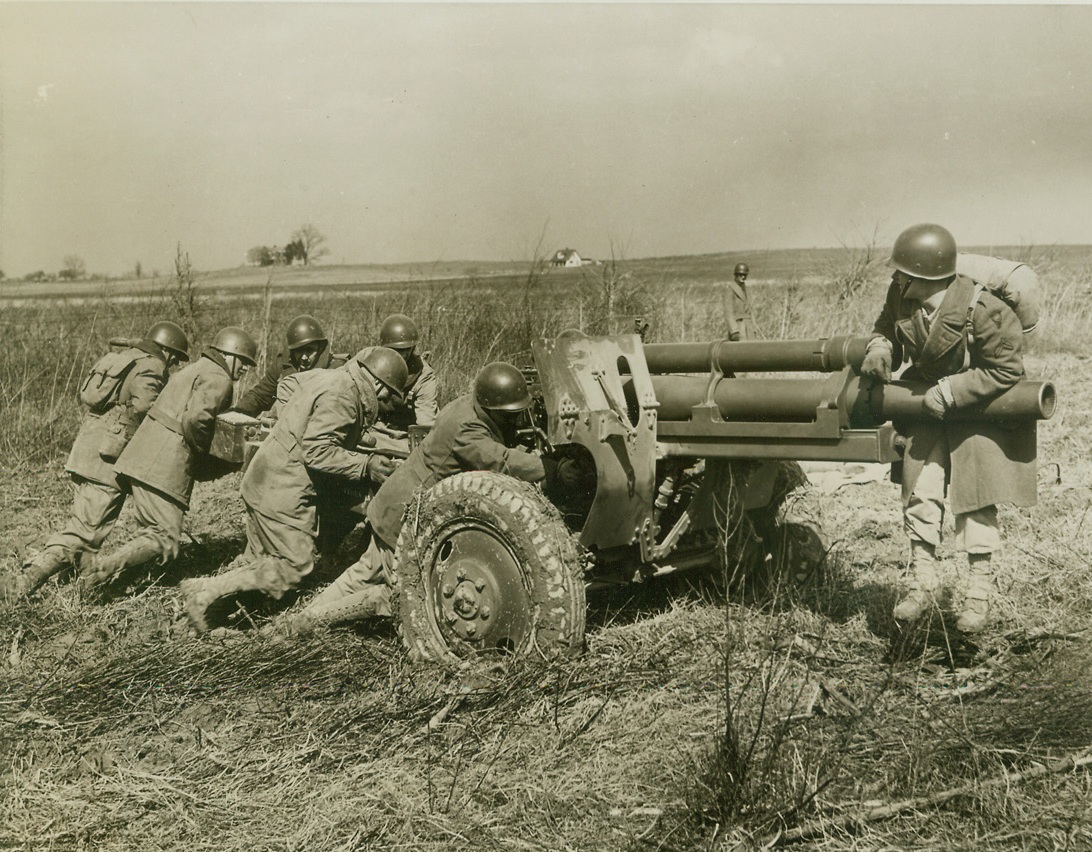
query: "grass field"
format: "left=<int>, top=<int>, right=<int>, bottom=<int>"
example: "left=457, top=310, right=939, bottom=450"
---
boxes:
left=2, top=246, right=1092, bottom=850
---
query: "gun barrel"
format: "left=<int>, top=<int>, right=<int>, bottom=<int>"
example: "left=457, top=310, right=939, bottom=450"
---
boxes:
left=648, top=375, right=1056, bottom=425
left=642, top=336, right=870, bottom=375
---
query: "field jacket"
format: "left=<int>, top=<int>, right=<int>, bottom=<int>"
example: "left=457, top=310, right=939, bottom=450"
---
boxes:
left=870, top=274, right=1036, bottom=513
left=66, top=342, right=169, bottom=488
left=367, top=394, right=545, bottom=548
left=241, top=360, right=379, bottom=534
left=115, top=349, right=235, bottom=507
left=234, top=340, right=340, bottom=417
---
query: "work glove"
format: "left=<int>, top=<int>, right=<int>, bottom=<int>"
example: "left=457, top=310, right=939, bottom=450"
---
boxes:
left=364, top=455, right=398, bottom=485
left=543, top=455, right=592, bottom=492
left=922, top=385, right=948, bottom=420
left=728, top=331, right=742, bottom=342
left=860, top=343, right=892, bottom=382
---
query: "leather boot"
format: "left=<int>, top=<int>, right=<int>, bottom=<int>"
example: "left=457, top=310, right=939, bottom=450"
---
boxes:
left=956, top=554, right=994, bottom=634
left=893, top=540, right=940, bottom=622
left=1, top=550, right=69, bottom=602
left=278, top=585, right=392, bottom=637
left=182, top=567, right=265, bottom=634
left=79, top=538, right=163, bottom=594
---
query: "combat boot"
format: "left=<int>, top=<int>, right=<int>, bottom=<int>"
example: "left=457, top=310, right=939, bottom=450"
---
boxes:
left=182, top=567, right=266, bottom=634
left=79, top=539, right=163, bottom=594
left=956, top=554, right=994, bottom=634
left=1, top=550, right=69, bottom=602
left=893, top=540, right=940, bottom=622
left=277, top=585, right=392, bottom=638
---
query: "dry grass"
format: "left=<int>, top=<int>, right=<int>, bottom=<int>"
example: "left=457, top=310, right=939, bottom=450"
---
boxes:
left=2, top=249, right=1092, bottom=850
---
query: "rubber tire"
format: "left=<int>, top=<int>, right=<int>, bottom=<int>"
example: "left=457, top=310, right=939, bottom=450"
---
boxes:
left=394, top=471, right=586, bottom=668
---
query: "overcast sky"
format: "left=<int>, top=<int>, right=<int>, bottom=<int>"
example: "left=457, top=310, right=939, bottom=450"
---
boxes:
left=1, top=3, right=1090, bottom=276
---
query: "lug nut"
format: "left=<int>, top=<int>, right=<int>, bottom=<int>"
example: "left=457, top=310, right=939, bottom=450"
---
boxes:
left=445, top=612, right=457, bottom=625
left=465, top=624, right=477, bottom=637
left=480, top=606, right=491, bottom=620
left=456, top=567, right=467, bottom=581
left=474, top=579, right=486, bottom=592
left=441, top=584, right=454, bottom=598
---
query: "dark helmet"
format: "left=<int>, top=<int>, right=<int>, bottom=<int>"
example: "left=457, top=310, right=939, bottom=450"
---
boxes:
left=286, top=314, right=327, bottom=351
left=887, top=224, right=957, bottom=280
left=379, top=314, right=420, bottom=350
left=358, top=346, right=409, bottom=399
left=146, top=320, right=190, bottom=361
left=474, top=362, right=532, bottom=412
left=734, top=262, right=749, bottom=276
left=212, top=327, right=258, bottom=366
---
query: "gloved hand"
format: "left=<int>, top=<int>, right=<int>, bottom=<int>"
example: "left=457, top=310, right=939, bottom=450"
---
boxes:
left=860, top=344, right=892, bottom=382
left=364, top=455, right=398, bottom=485
left=543, top=455, right=592, bottom=492
left=728, top=331, right=742, bottom=342
left=922, top=385, right=948, bottom=420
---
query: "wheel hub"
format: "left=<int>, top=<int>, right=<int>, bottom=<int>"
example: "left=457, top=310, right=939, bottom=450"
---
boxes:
left=429, top=524, right=532, bottom=651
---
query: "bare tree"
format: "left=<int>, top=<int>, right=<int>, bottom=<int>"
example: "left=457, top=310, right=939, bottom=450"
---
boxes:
left=60, top=254, right=86, bottom=280
left=291, top=224, right=329, bottom=265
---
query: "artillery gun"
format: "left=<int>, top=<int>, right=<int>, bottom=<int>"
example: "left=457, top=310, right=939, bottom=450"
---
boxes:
left=394, top=331, right=1056, bottom=666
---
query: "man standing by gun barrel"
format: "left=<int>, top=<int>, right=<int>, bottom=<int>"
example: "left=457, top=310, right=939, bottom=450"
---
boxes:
left=860, top=223, right=1034, bottom=634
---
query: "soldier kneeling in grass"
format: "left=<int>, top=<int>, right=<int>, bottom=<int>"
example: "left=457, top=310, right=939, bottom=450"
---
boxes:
left=1, top=322, right=190, bottom=602
left=271, top=361, right=585, bottom=636
left=77, top=327, right=258, bottom=595
left=181, top=347, right=408, bottom=632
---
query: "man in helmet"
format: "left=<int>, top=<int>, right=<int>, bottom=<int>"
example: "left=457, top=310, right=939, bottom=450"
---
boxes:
left=78, top=326, right=258, bottom=594
left=725, top=261, right=754, bottom=342
left=375, top=312, right=438, bottom=432
left=1, top=322, right=190, bottom=601
left=275, top=361, right=552, bottom=634
left=181, top=346, right=409, bottom=632
left=860, top=224, right=1034, bottom=634
left=234, top=314, right=343, bottom=417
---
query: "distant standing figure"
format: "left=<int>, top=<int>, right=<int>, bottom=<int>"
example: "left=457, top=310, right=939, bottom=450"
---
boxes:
left=234, top=314, right=343, bottom=417
left=78, top=327, right=258, bottom=594
left=725, top=262, right=754, bottom=341
left=859, top=224, right=1035, bottom=634
left=0, top=322, right=190, bottom=601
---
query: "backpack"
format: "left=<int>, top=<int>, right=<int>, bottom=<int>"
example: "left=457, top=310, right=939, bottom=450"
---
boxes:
left=955, top=253, right=1040, bottom=336
left=78, top=350, right=140, bottom=414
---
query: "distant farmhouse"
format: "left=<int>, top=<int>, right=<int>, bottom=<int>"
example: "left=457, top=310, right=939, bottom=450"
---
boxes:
left=550, top=248, right=586, bottom=268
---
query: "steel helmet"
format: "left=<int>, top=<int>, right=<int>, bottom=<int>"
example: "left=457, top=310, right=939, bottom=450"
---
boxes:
left=734, top=263, right=749, bottom=276
left=378, top=313, right=420, bottom=350
left=286, top=314, right=327, bottom=351
left=146, top=321, right=190, bottom=361
left=474, top=362, right=532, bottom=412
left=212, top=327, right=258, bottom=366
left=887, top=224, right=957, bottom=280
left=358, top=346, right=409, bottom=399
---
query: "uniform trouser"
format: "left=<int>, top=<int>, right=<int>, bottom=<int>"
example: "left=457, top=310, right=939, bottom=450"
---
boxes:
left=42, top=476, right=127, bottom=564
left=236, top=506, right=316, bottom=598
left=305, top=532, right=395, bottom=613
left=903, top=432, right=1000, bottom=554
left=126, top=482, right=187, bottom=563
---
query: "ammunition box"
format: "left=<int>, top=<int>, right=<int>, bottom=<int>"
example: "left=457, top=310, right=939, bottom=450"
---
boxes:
left=210, top=412, right=263, bottom=465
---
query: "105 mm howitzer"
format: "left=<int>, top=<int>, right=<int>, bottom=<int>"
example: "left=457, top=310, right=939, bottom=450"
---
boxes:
left=394, top=331, right=1055, bottom=666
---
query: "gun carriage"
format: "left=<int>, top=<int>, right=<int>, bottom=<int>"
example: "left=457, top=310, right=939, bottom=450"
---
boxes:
left=212, top=332, right=1055, bottom=667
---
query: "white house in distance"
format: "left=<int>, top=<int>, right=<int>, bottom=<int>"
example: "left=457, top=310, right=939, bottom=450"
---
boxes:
left=551, top=248, right=585, bottom=268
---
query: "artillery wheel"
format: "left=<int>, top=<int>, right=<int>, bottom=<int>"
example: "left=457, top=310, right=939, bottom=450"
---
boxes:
left=394, top=471, right=586, bottom=668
